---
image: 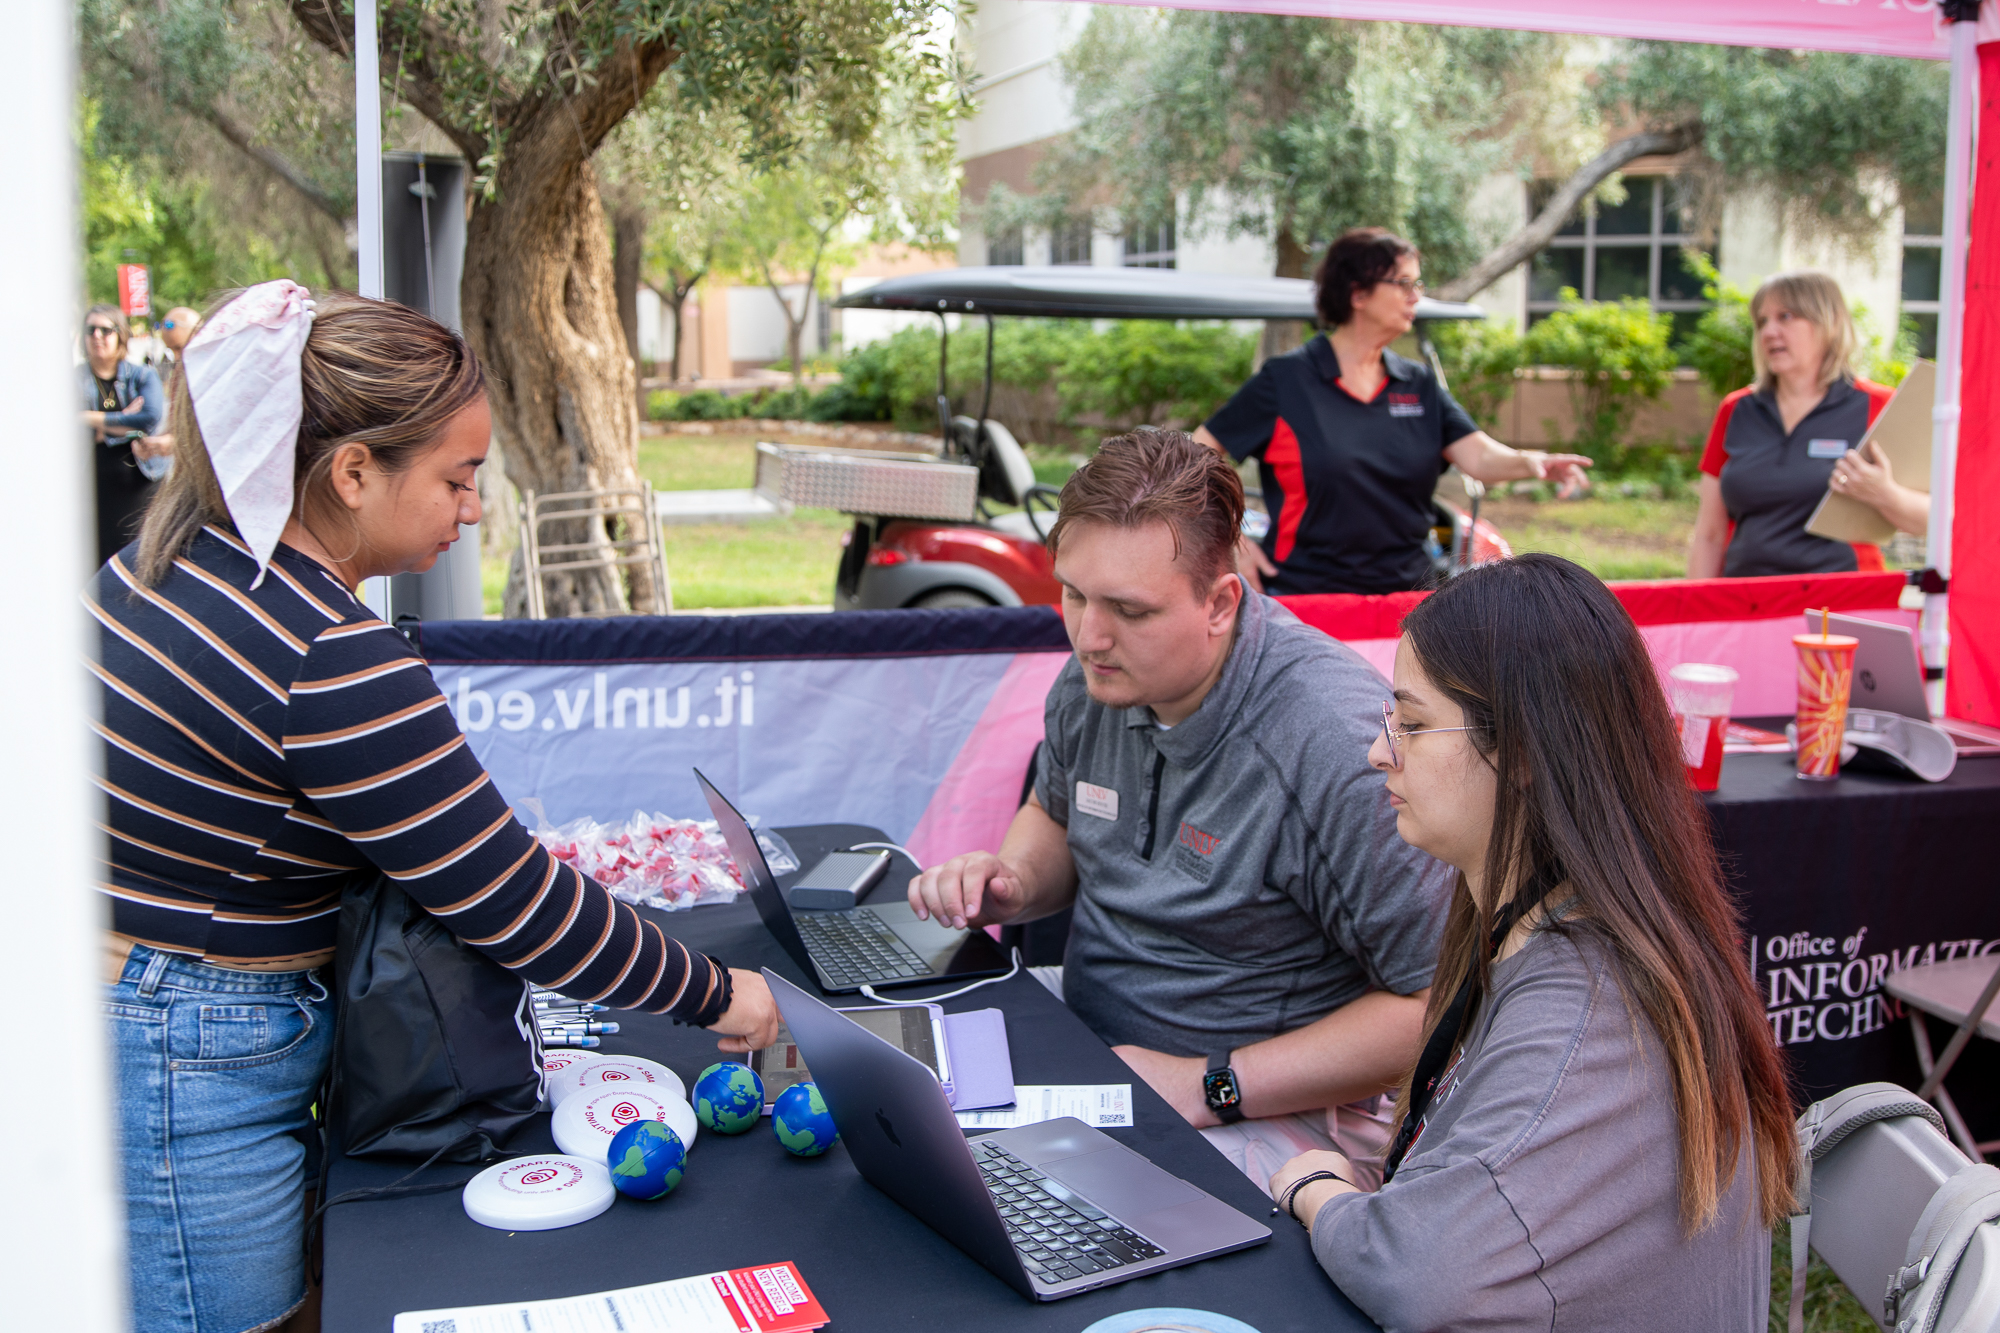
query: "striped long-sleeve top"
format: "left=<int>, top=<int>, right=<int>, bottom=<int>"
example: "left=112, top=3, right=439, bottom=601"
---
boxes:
left=87, top=526, right=730, bottom=1021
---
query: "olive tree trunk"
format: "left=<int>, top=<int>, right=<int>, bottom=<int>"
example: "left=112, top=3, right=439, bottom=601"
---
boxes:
left=1256, top=224, right=1313, bottom=370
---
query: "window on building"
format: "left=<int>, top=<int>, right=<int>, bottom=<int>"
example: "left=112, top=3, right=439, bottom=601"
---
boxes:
left=1051, top=217, right=1093, bottom=266
left=1902, top=194, right=1943, bottom=359
left=1122, top=217, right=1176, bottom=269
left=1526, top=176, right=1712, bottom=346
left=987, top=225, right=1024, bottom=267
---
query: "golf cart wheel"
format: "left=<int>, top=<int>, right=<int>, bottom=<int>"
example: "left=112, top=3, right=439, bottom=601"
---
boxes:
left=909, top=588, right=997, bottom=610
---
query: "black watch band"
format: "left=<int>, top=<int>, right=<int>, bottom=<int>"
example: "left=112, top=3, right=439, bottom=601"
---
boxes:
left=1203, top=1049, right=1245, bottom=1124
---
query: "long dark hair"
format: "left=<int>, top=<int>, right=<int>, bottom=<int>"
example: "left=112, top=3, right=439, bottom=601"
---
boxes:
left=1393, top=554, right=1796, bottom=1230
left=135, top=291, right=485, bottom=587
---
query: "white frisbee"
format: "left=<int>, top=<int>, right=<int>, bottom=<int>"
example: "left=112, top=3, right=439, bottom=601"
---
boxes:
left=547, top=1054, right=685, bottom=1107
left=462, top=1154, right=615, bottom=1232
left=551, top=1085, right=699, bottom=1160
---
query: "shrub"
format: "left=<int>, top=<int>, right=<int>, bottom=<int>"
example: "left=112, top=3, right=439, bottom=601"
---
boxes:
left=1681, top=253, right=1756, bottom=400
left=1521, top=290, right=1678, bottom=469
left=1428, top=318, right=1525, bottom=433
left=1059, top=321, right=1255, bottom=426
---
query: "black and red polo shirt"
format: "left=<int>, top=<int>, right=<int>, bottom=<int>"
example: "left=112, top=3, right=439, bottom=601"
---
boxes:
left=1205, top=337, right=1480, bottom=594
left=1699, top=378, right=1893, bottom=577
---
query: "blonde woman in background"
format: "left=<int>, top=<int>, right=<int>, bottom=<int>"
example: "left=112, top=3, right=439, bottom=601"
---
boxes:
left=1687, top=270, right=1927, bottom=578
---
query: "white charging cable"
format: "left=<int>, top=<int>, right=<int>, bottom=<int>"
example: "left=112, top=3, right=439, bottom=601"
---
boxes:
left=857, top=948, right=1024, bottom=1006
left=846, top=840, right=915, bottom=863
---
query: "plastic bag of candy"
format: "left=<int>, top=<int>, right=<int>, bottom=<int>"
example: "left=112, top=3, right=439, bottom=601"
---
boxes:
left=519, top=802, right=798, bottom=912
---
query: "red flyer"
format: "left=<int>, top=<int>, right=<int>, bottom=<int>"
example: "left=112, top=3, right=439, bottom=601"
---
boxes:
left=392, top=1260, right=829, bottom=1332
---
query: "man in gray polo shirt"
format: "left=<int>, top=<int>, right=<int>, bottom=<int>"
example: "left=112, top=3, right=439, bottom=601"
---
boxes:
left=910, top=429, right=1451, bottom=1186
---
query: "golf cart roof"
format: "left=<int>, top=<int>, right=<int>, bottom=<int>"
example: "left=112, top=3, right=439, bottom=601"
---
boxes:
left=833, top=265, right=1484, bottom=322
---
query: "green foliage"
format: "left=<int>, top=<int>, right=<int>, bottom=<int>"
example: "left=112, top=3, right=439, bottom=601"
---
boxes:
left=1602, top=42, right=1947, bottom=243
left=1680, top=252, right=1758, bottom=400
left=1062, top=323, right=1257, bottom=427
left=1521, top=291, right=1679, bottom=469
left=1429, top=320, right=1525, bottom=434
left=1037, top=13, right=1574, bottom=282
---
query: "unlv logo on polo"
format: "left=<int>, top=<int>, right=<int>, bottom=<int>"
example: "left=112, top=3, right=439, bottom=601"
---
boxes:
left=1177, top=822, right=1222, bottom=856
left=519, top=1168, right=558, bottom=1185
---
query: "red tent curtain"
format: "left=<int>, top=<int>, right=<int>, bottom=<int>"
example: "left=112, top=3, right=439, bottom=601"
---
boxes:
left=1948, top=40, right=2000, bottom=725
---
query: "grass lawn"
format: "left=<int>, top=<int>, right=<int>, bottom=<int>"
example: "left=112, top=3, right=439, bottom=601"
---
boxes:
left=1481, top=491, right=1699, bottom=582
left=486, top=433, right=1717, bottom=612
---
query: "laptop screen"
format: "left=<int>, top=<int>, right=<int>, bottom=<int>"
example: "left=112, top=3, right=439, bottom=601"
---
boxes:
left=693, top=769, right=813, bottom=972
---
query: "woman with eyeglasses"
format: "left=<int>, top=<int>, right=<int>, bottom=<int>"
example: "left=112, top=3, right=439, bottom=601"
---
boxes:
left=1266, top=553, right=1795, bottom=1331
left=78, top=302, right=167, bottom=564
left=1195, top=228, right=1591, bottom=596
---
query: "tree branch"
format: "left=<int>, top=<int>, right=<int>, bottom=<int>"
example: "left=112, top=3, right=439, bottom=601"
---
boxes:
left=100, top=43, right=347, bottom=223
left=1435, top=124, right=1704, bottom=303
left=286, top=0, right=492, bottom=164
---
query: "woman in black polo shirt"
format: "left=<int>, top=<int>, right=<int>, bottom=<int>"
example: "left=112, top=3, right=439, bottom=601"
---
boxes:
left=1686, top=270, right=1926, bottom=578
left=1195, top=228, right=1590, bottom=595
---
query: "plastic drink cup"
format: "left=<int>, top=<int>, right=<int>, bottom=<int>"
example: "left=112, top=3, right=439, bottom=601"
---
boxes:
left=1669, top=663, right=1738, bottom=792
left=1793, top=633, right=1859, bottom=781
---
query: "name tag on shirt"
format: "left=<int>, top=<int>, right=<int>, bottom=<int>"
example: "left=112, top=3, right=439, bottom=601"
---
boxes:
left=1808, top=438, right=1851, bottom=459
left=1387, top=393, right=1424, bottom=418
left=1075, top=782, right=1119, bottom=821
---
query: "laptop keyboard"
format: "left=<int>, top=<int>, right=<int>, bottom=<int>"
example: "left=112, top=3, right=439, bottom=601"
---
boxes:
left=794, top=908, right=931, bottom=986
left=972, top=1140, right=1166, bottom=1283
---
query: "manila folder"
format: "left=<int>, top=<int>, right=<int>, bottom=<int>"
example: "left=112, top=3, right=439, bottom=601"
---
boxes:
left=1805, top=359, right=1933, bottom=546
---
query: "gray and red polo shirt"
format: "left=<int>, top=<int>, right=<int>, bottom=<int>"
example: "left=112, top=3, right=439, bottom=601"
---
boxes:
left=1204, top=337, right=1481, bottom=595
left=1699, top=378, right=1894, bottom=577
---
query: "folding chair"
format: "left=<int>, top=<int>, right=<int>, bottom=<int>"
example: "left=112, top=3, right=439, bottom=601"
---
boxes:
left=517, top=485, right=672, bottom=619
left=1887, top=955, right=2000, bottom=1162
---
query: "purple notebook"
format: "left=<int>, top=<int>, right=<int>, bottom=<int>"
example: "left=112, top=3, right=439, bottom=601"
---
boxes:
left=941, top=1008, right=1016, bottom=1111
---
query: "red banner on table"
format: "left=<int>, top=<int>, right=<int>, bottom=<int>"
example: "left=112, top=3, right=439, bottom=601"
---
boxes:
left=116, top=263, right=151, bottom=317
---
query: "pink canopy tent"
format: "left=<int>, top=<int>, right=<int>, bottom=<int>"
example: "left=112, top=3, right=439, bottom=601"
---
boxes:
left=1069, top=0, right=2000, bottom=725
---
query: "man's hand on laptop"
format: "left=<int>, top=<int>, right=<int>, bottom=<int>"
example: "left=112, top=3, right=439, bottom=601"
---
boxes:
left=710, top=969, right=783, bottom=1053
left=908, top=852, right=1028, bottom=930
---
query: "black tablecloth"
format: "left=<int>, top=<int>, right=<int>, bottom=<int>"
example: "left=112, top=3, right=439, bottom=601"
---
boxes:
left=1708, top=742, right=2000, bottom=1137
left=321, top=826, right=1376, bottom=1333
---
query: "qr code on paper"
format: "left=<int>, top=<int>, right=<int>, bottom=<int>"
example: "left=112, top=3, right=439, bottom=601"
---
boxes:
left=420, top=1322, right=457, bottom=1333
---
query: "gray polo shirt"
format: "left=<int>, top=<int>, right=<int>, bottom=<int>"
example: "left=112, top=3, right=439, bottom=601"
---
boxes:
left=1035, top=591, right=1451, bottom=1056
left=1310, top=929, right=1769, bottom=1331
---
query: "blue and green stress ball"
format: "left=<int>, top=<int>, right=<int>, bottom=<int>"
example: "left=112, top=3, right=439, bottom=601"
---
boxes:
left=693, top=1062, right=764, bottom=1135
left=607, top=1119, right=686, bottom=1200
left=772, top=1082, right=838, bottom=1157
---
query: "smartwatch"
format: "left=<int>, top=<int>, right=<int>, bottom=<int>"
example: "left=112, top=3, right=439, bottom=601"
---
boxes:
left=1203, top=1050, right=1245, bottom=1124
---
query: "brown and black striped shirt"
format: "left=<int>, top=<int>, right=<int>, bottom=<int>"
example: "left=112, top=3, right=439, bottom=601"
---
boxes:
left=87, top=527, right=728, bottom=1021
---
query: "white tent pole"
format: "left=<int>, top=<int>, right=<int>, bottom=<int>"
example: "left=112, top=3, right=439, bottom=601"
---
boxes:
left=0, top=2, right=123, bottom=1327
left=1924, top=17, right=1977, bottom=710
left=354, top=0, right=383, bottom=300
left=354, top=0, right=393, bottom=616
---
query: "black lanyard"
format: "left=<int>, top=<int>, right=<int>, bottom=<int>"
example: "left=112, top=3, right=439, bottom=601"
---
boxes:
left=1381, top=865, right=1562, bottom=1183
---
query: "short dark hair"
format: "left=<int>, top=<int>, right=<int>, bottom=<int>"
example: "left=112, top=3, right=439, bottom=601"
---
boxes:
left=1049, top=428, right=1245, bottom=594
left=1313, top=228, right=1419, bottom=328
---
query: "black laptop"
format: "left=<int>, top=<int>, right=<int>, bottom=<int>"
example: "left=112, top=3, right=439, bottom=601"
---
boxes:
left=695, top=769, right=1011, bottom=994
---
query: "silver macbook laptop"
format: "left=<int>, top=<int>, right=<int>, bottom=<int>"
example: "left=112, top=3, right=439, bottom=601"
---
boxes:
left=762, top=969, right=1270, bottom=1300
left=1807, top=614, right=2000, bottom=756
left=694, top=770, right=1011, bottom=994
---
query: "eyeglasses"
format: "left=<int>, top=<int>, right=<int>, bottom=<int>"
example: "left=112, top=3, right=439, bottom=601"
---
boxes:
left=1380, top=702, right=1475, bottom=771
left=1380, top=278, right=1426, bottom=296
left=86, top=325, right=120, bottom=337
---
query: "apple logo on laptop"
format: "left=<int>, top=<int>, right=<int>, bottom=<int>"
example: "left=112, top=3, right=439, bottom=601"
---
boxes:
left=876, top=1109, right=901, bottom=1146
left=1859, top=669, right=1877, bottom=694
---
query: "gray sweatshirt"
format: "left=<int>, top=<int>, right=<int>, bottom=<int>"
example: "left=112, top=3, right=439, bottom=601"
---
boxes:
left=1310, top=929, right=1770, bottom=1332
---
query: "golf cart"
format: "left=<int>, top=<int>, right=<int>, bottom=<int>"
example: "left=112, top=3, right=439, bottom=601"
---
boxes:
left=784, top=266, right=1503, bottom=610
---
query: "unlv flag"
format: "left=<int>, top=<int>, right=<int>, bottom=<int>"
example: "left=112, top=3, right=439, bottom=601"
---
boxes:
left=116, top=264, right=151, bottom=317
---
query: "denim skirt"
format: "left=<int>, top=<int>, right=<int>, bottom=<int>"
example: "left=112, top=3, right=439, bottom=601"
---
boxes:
left=107, top=944, right=335, bottom=1333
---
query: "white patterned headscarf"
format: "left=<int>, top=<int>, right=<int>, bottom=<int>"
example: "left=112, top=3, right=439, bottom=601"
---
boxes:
left=181, top=281, right=317, bottom=587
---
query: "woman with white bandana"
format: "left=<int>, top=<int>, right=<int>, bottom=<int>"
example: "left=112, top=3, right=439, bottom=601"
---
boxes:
left=92, top=284, right=781, bottom=1333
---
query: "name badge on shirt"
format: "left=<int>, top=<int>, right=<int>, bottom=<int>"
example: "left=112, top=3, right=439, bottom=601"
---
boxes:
left=1387, top=393, right=1424, bottom=418
left=1075, top=782, right=1119, bottom=821
left=1808, top=438, right=1851, bottom=459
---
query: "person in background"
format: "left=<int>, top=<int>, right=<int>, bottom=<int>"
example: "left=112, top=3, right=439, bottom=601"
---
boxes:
left=1268, top=554, right=1795, bottom=1331
left=1194, top=228, right=1591, bottom=595
left=97, top=284, right=781, bottom=1333
left=79, top=302, right=166, bottom=564
left=1688, top=270, right=1926, bottom=578
left=909, top=429, right=1451, bottom=1198
left=134, top=306, right=203, bottom=466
